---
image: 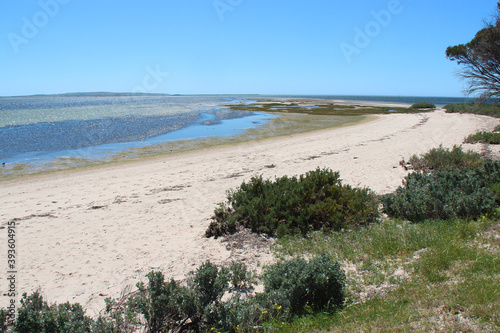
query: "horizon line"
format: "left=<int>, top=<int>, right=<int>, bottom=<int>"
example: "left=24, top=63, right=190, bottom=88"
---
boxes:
left=0, top=91, right=470, bottom=99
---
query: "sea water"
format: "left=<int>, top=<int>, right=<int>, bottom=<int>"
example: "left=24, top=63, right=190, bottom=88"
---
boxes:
left=0, top=94, right=472, bottom=175
left=272, top=95, right=474, bottom=108
left=0, top=95, right=275, bottom=168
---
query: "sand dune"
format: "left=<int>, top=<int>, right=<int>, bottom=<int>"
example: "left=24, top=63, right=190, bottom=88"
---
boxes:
left=0, top=109, right=497, bottom=315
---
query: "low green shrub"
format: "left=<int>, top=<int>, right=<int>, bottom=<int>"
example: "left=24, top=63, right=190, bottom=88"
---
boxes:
left=11, top=291, right=94, bottom=333
left=126, top=263, right=232, bottom=332
left=228, top=261, right=253, bottom=289
left=465, top=131, right=500, bottom=144
left=127, top=271, right=188, bottom=332
left=191, top=262, right=229, bottom=309
left=444, top=103, right=500, bottom=118
left=263, top=254, right=345, bottom=314
left=382, top=161, right=500, bottom=222
left=491, top=183, right=500, bottom=202
left=205, top=254, right=346, bottom=331
left=206, top=168, right=379, bottom=238
left=406, top=145, right=483, bottom=172
left=410, top=102, right=436, bottom=109
left=0, top=309, right=8, bottom=333
left=120, top=257, right=344, bottom=332
left=5, top=257, right=345, bottom=333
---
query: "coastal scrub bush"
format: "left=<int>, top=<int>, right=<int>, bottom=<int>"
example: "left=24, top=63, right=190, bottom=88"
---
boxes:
left=126, top=263, right=230, bottom=332
left=382, top=160, right=500, bottom=222
left=208, top=254, right=346, bottom=331
left=406, top=145, right=483, bottom=172
left=465, top=131, right=500, bottom=144
left=127, top=271, right=186, bottom=332
left=228, top=261, right=253, bottom=289
left=191, top=261, right=229, bottom=310
left=410, top=102, right=436, bottom=109
left=0, top=309, right=8, bottom=333
left=12, top=291, right=94, bottom=333
left=491, top=182, right=500, bottom=202
left=444, top=103, right=500, bottom=118
left=119, top=257, right=343, bottom=332
left=263, top=254, right=346, bottom=314
left=4, top=257, right=346, bottom=333
left=206, top=168, right=379, bottom=238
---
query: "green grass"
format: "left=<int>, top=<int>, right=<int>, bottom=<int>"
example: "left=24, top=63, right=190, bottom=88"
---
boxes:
left=444, top=103, right=500, bottom=118
left=270, top=216, right=500, bottom=332
left=465, top=131, right=500, bottom=144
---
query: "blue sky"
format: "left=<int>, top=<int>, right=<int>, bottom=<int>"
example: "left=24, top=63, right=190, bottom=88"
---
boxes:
left=1, top=0, right=498, bottom=97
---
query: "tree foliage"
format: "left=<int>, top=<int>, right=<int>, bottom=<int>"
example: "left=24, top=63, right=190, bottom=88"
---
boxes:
left=446, top=2, right=500, bottom=101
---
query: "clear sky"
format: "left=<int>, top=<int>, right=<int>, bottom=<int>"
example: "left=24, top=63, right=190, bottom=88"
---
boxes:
left=1, top=0, right=498, bottom=97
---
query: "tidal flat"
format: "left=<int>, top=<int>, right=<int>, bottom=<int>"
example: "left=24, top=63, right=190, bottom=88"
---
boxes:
left=0, top=97, right=432, bottom=180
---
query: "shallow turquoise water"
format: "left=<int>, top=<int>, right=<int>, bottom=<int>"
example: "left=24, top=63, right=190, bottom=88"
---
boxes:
left=3, top=112, right=276, bottom=165
left=0, top=95, right=268, bottom=166
left=0, top=94, right=469, bottom=173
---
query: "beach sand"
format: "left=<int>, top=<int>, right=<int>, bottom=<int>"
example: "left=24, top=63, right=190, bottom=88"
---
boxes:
left=0, top=109, right=498, bottom=316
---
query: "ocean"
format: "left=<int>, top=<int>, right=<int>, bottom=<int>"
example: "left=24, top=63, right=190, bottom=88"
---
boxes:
left=0, top=95, right=273, bottom=168
left=270, top=95, right=473, bottom=108
left=0, top=94, right=472, bottom=176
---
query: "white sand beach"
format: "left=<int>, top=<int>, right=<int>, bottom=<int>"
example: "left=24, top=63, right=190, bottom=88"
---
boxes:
left=0, top=109, right=498, bottom=315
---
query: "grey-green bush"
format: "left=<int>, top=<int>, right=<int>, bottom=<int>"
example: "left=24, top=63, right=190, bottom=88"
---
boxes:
left=263, top=253, right=346, bottom=314
left=12, top=291, right=94, bottom=333
left=5, top=257, right=346, bottom=333
left=382, top=161, right=500, bottom=222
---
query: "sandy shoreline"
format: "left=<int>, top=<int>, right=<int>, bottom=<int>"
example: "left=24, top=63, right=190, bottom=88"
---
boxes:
left=0, top=109, right=498, bottom=315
